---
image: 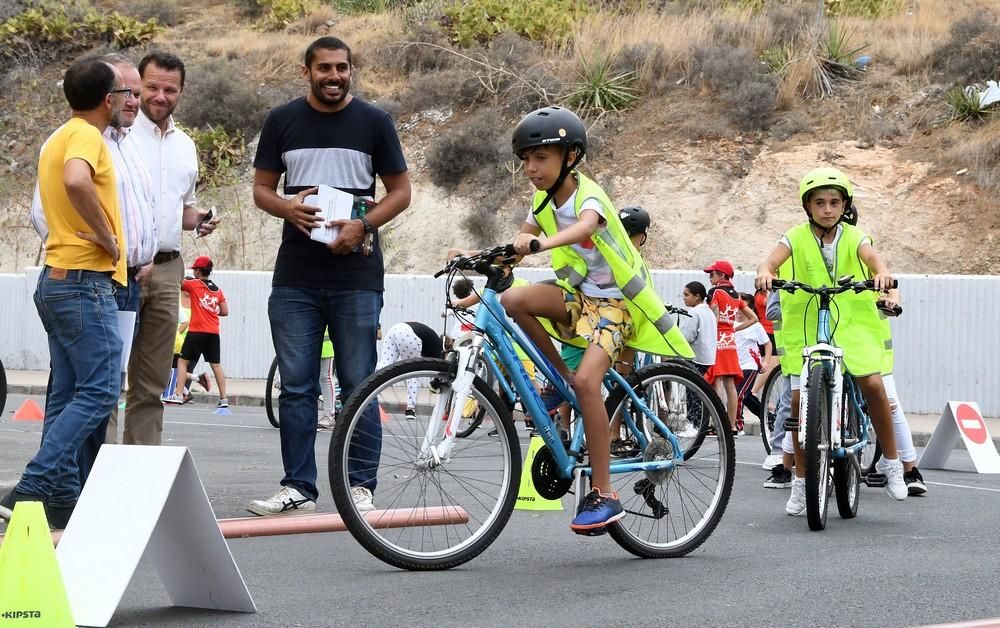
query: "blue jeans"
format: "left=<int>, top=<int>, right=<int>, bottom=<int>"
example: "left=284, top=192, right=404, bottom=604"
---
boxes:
left=77, top=269, right=141, bottom=490
left=23, top=268, right=122, bottom=504
left=268, top=286, right=382, bottom=500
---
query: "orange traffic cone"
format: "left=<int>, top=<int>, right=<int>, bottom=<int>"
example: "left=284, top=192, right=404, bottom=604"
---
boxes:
left=379, top=405, right=390, bottom=424
left=13, top=399, right=44, bottom=422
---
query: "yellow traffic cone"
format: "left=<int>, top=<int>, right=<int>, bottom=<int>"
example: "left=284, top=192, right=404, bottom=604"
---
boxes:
left=0, top=501, right=74, bottom=627
left=515, top=436, right=563, bottom=511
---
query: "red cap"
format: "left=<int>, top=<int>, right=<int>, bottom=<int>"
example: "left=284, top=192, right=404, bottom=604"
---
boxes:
left=192, top=255, right=213, bottom=270
left=703, top=260, right=734, bottom=278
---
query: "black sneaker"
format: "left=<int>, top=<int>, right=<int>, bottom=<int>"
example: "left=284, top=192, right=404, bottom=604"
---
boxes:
left=0, top=489, right=48, bottom=525
left=763, top=464, right=792, bottom=489
left=904, top=467, right=927, bottom=496
left=46, top=501, right=76, bottom=530
left=405, top=408, right=416, bottom=420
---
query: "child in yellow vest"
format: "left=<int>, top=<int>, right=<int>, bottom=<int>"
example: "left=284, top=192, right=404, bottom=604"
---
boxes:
left=755, top=167, right=907, bottom=514
left=501, top=106, right=693, bottom=535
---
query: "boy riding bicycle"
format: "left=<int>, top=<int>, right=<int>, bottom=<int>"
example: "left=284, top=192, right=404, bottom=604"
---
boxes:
left=499, top=106, right=693, bottom=535
left=755, top=167, right=907, bottom=514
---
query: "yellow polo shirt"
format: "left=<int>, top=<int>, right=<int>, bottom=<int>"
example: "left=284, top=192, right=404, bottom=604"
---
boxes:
left=38, top=117, right=126, bottom=286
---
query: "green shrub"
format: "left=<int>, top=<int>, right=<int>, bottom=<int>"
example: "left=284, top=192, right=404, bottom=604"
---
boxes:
left=128, top=0, right=179, bottom=27
left=616, top=40, right=672, bottom=96
left=946, top=87, right=990, bottom=123
left=0, top=2, right=160, bottom=54
left=824, top=0, right=904, bottom=18
left=330, top=0, right=415, bottom=13
left=444, top=0, right=586, bottom=47
left=187, top=125, right=246, bottom=187
left=564, top=52, right=638, bottom=115
left=425, top=108, right=507, bottom=189
left=257, top=0, right=310, bottom=31
left=178, top=59, right=270, bottom=137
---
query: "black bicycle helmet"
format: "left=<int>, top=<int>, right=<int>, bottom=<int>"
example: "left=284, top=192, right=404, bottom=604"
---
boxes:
left=618, top=206, right=650, bottom=237
left=511, top=106, right=587, bottom=158
left=842, top=203, right=859, bottom=226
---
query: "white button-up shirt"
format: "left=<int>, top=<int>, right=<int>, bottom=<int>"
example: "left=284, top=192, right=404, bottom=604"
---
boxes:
left=31, top=125, right=158, bottom=268
left=129, top=109, right=198, bottom=253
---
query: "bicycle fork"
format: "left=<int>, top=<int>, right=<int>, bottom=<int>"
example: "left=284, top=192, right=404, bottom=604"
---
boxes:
left=417, top=340, right=481, bottom=467
left=798, top=346, right=843, bottom=451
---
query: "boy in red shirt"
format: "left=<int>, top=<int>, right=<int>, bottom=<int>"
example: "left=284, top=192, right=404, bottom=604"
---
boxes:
left=165, top=256, right=230, bottom=407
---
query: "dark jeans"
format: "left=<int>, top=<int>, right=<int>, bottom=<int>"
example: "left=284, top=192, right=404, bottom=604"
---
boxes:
left=24, top=268, right=122, bottom=504
left=77, top=270, right=141, bottom=490
left=268, top=286, right=382, bottom=500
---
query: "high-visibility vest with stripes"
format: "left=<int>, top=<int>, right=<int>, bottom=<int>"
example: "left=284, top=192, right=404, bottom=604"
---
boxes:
left=531, top=172, right=693, bottom=358
left=777, top=222, right=884, bottom=378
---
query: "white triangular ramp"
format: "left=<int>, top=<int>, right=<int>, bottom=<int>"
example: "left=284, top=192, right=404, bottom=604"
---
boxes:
left=56, top=446, right=256, bottom=627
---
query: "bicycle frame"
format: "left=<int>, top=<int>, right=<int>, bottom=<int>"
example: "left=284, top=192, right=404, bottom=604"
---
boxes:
left=424, top=284, right=684, bottom=482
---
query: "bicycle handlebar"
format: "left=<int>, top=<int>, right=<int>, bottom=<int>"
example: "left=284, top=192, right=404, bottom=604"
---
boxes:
left=770, top=278, right=898, bottom=295
left=435, top=240, right=541, bottom=279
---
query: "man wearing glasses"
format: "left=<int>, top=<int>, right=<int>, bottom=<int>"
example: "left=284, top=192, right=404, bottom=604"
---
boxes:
left=29, top=54, right=158, bottom=488
left=0, top=56, right=130, bottom=529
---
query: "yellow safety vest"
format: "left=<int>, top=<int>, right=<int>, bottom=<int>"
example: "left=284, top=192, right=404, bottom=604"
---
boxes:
left=777, top=222, right=884, bottom=378
left=531, top=172, right=693, bottom=358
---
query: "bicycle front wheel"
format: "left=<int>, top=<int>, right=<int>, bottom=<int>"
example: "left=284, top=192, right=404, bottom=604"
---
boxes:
left=264, top=357, right=280, bottom=428
left=804, top=362, right=832, bottom=531
left=759, top=367, right=786, bottom=455
left=603, top=362, right=734, bottom=558
left=834, top=390, right=861, bottom=519
left=329, top=358, right=521, bottom=570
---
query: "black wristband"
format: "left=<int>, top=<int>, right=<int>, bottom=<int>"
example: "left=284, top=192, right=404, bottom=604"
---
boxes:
left=359, top=215, right=374, bottom=234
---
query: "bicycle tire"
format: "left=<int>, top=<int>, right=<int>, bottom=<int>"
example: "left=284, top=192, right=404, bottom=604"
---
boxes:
left=329, top=357, right=520, bottom=570
left=0, top=359, right=6, bottom=417
left=833, top=387, right=861, bottom=518
left=758, top=367, right=785, bottom=455
left=804, top=362, right=832, bottom=531
left=603, top=362, right=734, bottom=558
left=264, top=357, right=280, bottom=429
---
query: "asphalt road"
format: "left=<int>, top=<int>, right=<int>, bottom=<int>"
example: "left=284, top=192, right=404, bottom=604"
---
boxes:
left=2, top=393, right=998, bottom=628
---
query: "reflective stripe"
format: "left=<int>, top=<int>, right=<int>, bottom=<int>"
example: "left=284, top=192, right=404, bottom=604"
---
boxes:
left=775, top=347, right=785, bottom=356
left=555, top=266, right=585, bottom=288
left=621, top=275, right=645, bottom=300
left=884, top=339, right=893, bottom=350
left=652, top=312, right=674, bottom=333
left=773, top=320, right=782, bottom=331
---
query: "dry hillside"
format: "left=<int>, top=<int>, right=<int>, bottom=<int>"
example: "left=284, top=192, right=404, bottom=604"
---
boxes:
left=1, top=0, right=998, bottom=276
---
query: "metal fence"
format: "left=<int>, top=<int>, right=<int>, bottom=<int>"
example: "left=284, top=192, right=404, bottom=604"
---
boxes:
left=2, top=268, right=997, bottom=415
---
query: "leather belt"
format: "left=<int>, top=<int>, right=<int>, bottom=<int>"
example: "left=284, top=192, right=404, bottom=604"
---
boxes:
left=153, top=251, right=180, bottom=265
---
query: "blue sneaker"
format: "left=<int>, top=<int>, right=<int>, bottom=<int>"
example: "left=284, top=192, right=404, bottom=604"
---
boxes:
left=539, top=386, right=563, bottom=416
left=570, top=488, right=624, bottom=535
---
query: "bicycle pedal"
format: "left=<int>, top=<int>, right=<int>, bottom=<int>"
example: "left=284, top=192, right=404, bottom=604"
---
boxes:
left=864, top=472, right=887, bottom=488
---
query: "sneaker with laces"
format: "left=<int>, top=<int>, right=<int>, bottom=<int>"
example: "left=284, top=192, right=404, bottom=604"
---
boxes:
left=162, top=393, right=185, bottom=405
left=876, top=457, right=908, bottom=500
left=763, top=464, right=792, bottom=489
left=570, top=488, right=625, bottom=535
left=904, top=467, right=927, bottom=496
left=317, top=413, right=336, bottom=430
left=247, top=486, right=316, bottom=516
left=785, top=477, right=806, bottom=516
left=0, top=489, right=47, bottom=524
left=539, top=387, right=563, bottom=417
left=351, top=486, right=376, bottom=512
left=404, top=407, right=416, bottom=420
left=197, top=372, right=212, bottom=392
left=761, top=453, right=783, bottom=470
left=217, top=398, right=229, bottom=408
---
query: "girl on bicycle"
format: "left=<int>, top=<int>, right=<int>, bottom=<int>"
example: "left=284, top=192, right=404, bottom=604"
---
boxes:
left=755, top=167, right=907, bottom=514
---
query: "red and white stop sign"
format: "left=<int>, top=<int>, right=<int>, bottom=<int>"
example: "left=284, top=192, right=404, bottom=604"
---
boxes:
left=957, top=403, right=989, bottom=445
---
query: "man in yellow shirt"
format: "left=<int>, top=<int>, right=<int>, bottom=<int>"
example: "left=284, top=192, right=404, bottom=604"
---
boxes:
left=0, top=56, right=129, bottom=530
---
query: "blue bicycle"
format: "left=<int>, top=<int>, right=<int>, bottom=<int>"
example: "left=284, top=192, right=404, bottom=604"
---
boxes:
left=329, top=245, right=734, bottom=570
left=771, top=277, right=895, bottom=530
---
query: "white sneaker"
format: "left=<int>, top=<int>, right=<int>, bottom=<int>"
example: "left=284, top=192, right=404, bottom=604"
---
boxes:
left=317, top=414, right=335, bottom=430
left=876, top=457, right=908, bottom=501
left=761, top=453, right=783, bottom=470
left=162, top=393, right=185, bottom=405
left=247, top=486, right=316, bottom=516
left=351, top=486, right=376, bottom=512
left=785, top=478, right=806, bottom=516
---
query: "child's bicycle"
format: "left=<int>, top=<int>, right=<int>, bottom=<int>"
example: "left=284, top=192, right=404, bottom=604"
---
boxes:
left=770, top=276, right=897, bottom=531
left=328, top=244, right=734, bottom=570
left=264, top=356, right=341, bottom=428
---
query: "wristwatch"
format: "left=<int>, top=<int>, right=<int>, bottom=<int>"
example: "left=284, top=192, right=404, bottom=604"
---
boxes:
left=359, top=215, right=374, bottom=234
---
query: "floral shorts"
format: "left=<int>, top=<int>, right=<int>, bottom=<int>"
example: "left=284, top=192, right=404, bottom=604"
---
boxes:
left=553, top=291, right=633, bottom=364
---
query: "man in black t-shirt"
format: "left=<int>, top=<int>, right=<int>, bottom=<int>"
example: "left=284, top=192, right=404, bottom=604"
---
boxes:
left=248, top=36, right=411, bottom=516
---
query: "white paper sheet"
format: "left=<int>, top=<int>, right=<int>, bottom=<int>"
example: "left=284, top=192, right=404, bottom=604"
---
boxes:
left=306, top=184, right=356, bottom=245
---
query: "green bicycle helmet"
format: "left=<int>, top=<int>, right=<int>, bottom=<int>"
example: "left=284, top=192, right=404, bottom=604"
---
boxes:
left=799, top=167, right=855, bottom=235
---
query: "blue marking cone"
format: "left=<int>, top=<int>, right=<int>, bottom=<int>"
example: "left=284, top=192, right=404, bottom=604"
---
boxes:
left=214, top=406, right=232, bottom=416
left=0, top=501, right=74, bottom=626
left=514, top=436, right=563, bottom=511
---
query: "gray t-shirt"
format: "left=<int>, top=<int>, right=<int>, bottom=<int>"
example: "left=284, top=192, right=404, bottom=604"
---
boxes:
left=680, top=303, right=717, bottom=366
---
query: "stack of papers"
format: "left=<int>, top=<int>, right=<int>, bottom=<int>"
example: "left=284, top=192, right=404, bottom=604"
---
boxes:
left=305, top=185, right=356, bottom=245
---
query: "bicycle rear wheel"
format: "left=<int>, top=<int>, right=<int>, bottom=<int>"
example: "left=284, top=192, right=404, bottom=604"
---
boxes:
left=265, top=357, right=280, bottom=428
left=329, top=358, right=520, bottom=570
left=834, top=384, right=861, bottom=518
left=759, top=368, right=786, bottom=455
left=603, top=362, right=734, bottom=558
left=0, top=358, right=6, bottom=417
left=804, top=362, right=832, bottom=531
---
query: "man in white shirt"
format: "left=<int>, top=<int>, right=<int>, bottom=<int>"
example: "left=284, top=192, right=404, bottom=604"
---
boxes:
left=122, top=51, right=218, bottom=445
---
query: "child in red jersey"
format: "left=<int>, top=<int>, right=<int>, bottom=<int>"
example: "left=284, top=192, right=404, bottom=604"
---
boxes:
left=703, top=260, right=757, bottom=435
left=165, top=256, right=230, bottom=408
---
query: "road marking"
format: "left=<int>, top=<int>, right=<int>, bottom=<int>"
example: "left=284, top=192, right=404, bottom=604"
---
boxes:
left=737, top=458, right=1000, bottom=493
left=165, top=420, right=272, bottom=431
